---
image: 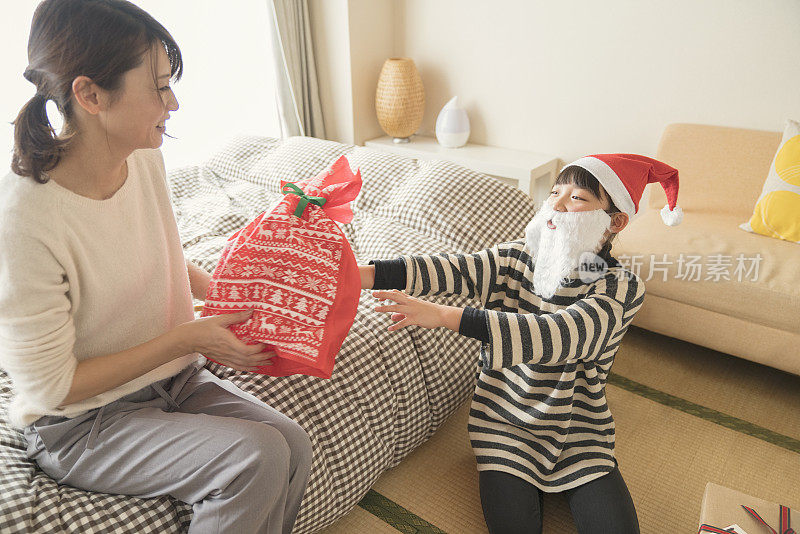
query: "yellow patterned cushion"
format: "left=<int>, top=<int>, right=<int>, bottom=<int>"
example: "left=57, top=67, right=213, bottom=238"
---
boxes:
left=740, top=119, right=800, bottom=243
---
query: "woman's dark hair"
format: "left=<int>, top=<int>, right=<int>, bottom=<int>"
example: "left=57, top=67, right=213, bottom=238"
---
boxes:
left=11, top=0, right=182, bottom=183
left=553, top=165, right=621, bottom=257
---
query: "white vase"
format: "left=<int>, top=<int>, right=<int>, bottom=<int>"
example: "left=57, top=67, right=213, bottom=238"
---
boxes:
left=435, top=96, right=470, bottom=148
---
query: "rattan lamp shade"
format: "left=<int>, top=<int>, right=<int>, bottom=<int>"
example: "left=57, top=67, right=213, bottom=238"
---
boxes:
left=375, top=58, right=425, bottom=142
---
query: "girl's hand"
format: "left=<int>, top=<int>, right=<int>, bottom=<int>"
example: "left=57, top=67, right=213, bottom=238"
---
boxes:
left=373, top=290, right=462, bottom=332
left=175, top=310, right=276, bottom=372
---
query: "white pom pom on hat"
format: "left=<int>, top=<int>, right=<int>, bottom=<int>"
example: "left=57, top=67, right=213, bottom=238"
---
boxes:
left=562, top=154, right=682, bottom=226
left=660, top=204, right=683, bottom=226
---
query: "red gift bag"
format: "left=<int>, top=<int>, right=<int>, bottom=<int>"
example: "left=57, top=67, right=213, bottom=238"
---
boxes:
left=200, top=156, right=362, bottom=378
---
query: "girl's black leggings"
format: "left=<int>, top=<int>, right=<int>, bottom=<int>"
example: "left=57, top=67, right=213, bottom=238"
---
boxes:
left=478, top=465, right=640, bottom=534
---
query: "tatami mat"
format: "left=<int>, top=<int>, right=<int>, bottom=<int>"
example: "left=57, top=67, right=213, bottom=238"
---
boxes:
left=611, top=326, right=800, bottom=442
left=316, top=504, right=399, bottom=534
left=320, top=326, right=800, bottom=533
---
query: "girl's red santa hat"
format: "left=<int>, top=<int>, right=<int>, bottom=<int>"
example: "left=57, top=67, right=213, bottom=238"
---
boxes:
left=562, top=154, right=683, bottom=226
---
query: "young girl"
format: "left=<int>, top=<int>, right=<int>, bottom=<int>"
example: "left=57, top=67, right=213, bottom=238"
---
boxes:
left=0, top=2, right=311, bottom=532
left=359, top=154, right=682, bottom=534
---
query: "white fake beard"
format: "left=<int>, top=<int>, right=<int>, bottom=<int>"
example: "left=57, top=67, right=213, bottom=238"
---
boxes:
left=525, top=202, right=612, bottom=299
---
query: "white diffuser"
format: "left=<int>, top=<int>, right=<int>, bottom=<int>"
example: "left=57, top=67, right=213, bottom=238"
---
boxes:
left=435, top=96, right=470, bottom=148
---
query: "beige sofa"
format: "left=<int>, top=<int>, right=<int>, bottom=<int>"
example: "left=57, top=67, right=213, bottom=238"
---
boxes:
left=613, top=123, right=800, bottom=376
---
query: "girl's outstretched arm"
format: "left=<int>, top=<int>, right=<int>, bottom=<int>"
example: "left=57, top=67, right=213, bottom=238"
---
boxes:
left=365, top=242, right=509, bottom=302
left=372, top=289, right=463, bottom=332
left=359, top=264, right=376, bottom=289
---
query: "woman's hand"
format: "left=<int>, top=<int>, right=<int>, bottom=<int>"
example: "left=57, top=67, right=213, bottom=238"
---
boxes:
left=373, top=290, right=463, bottom=332
left=175, top=310, right=275, bottom=372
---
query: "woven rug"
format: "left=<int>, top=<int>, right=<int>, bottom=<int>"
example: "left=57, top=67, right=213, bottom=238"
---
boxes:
left=319, top=325, right=800, bottom=534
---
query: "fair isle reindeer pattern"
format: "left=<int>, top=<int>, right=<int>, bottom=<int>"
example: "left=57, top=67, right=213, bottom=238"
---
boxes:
left=205, top=212, right=340, bottom=358
left=201, top=156, right=363, bottom=378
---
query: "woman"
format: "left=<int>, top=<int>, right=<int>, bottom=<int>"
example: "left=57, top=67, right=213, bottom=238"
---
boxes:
left=0, top=1, right=311, bottom=533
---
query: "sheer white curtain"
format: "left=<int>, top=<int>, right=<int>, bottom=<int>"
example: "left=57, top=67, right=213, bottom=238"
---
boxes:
left=269, top=0, right=326, bottom=139
left=0, top=1, right=281, bottom=173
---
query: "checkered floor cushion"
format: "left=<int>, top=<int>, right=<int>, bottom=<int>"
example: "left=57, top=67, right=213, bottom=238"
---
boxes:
left=0, top=135, right=536, bottom=533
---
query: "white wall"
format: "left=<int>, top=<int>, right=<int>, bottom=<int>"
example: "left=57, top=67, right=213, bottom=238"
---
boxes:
left=347, top=0, right=397, bottom=145
left=309, top=0, right=395, bottom=146
left=0, top=3, right=38, bottom=172
left=134, top=0, right=280, bottom=170
left=336, top=0, right=800, bottom=161
left=309, top=0, right=354, bottom=144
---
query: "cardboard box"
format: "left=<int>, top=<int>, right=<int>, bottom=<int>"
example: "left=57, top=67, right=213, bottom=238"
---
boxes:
left=698, top=482, right=795, bottom=534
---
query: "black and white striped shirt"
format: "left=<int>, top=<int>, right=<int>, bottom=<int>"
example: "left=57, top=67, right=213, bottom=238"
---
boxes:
left=370, top=239, right=645, bottom=492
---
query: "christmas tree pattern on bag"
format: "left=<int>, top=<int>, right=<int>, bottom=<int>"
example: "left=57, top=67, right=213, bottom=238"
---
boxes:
left=201, top=156, right=362, bottom=378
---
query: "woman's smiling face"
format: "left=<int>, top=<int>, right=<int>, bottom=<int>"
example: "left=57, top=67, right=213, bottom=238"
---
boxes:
left=102, top=44, right=179, bottom=153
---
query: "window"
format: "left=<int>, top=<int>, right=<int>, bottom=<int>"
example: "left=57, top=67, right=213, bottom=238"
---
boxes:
left=0, top=0, right=280, bottom=174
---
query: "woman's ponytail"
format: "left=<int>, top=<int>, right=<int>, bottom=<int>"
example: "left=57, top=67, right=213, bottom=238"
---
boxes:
left=11, top=91, right=69, bottom=184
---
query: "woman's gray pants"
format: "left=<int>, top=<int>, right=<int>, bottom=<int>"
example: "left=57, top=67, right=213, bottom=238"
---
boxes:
left=23, top=360, right=313, bottom=534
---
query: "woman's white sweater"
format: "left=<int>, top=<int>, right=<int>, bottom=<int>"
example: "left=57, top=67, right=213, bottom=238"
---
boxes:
left=0, top=149, right=201, bottom=428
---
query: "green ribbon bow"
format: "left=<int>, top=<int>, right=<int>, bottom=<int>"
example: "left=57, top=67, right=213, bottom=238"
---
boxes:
left=281, top=183, right=327, bottom=218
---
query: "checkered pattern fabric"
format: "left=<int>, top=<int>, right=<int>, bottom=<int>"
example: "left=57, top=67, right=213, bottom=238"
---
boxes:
left=0, top=135, right=536, bottom=533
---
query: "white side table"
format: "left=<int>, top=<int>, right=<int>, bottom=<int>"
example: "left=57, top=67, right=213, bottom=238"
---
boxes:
left=364, top=135, right=559, bottom=203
